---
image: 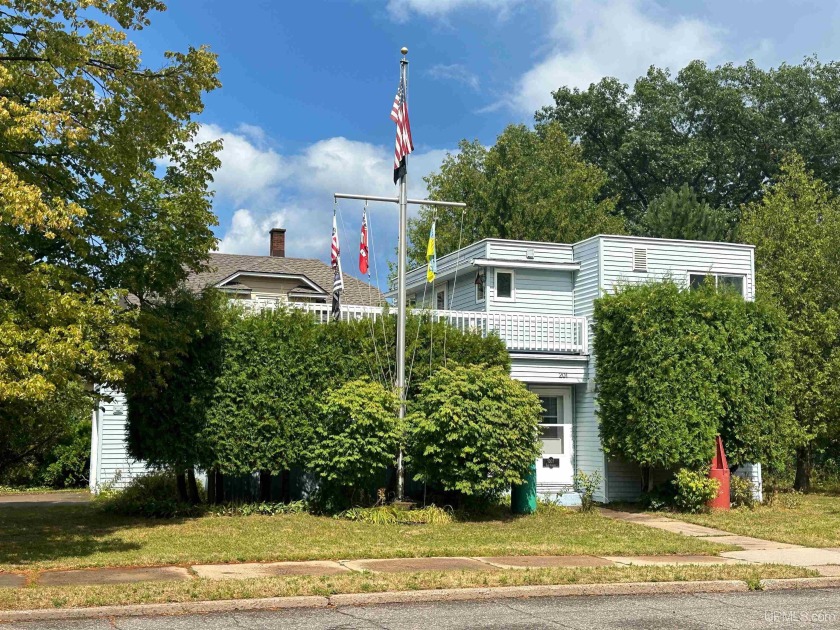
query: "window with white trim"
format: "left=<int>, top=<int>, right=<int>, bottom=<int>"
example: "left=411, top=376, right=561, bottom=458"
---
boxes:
left=475, top=271, right=486, bottom=303
left=495, top=269, right=514, bottom=301
left=436, top=285, right=447, bottom=310
left=689, top=273, right=745, bottom=296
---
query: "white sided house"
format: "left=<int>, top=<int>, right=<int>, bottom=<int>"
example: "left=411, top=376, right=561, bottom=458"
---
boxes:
left=91, top=230, right=759, bottom=503
left=400, top=234, right=757, bottom=503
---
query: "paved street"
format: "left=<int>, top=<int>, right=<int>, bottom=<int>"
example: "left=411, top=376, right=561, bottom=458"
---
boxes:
left=6, top=589, right=840, bottom=629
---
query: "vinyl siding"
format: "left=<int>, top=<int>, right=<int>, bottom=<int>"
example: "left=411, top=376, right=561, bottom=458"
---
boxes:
left=92, top=389, right=148, bottom=490
left=486, top=240, right=575, bottom=264
left=509, top=357, right=588, bottom=384
left=599, top=237, right=755, bottom=299
left=487, top=268, right=575, bottom=314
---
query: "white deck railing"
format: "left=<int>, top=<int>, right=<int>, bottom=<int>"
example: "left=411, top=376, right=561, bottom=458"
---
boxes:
left=241, top=300, right=588, bottom=354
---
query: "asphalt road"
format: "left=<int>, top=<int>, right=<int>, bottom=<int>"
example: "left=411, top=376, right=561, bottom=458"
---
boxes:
left=6, top=589, right=840, bottom=629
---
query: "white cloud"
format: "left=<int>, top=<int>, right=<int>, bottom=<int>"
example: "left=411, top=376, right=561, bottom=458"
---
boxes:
left=202, top=124, right=450, bottom=285
left=427, top=64, right=481, bottom=90
left=387, top=0, right=521, bottom=21
left=509, top=0, right=725, bottom=114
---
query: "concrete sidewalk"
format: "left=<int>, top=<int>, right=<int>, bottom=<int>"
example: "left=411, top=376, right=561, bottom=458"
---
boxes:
left=0, top=553, right=748, bottom=589
left=600, top=508, right=840, bottom=577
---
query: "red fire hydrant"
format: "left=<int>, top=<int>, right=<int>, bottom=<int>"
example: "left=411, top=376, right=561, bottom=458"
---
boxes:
left=708, top=435, right=730, bottom=510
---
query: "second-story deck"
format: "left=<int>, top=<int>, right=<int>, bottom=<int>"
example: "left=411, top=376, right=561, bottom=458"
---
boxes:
left=241, top=300, right=588, bottom=355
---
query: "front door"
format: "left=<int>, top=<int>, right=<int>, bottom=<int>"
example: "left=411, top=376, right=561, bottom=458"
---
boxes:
left=532, top=386, right=574, bottom=494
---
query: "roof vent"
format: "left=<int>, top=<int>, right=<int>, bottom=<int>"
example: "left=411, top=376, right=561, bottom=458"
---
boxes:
left=632, top=247, right=648, bottom=272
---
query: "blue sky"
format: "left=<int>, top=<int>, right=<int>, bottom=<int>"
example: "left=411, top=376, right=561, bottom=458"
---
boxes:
left=131, top=0, right=840, bottom=290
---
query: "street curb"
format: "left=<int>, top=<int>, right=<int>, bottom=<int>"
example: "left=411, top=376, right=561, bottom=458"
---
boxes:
left=0, top=596, right=329, bottom=623
left=0, top=580, right=750, bottom=623
left=760, top=577, right=840, bottom=591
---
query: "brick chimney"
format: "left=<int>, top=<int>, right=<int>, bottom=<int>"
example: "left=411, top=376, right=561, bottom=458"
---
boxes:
left=269, top=228, right=286, bottom=257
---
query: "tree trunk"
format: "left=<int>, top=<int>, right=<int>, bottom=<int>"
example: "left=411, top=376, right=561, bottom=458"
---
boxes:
left=214, top=471, right=225, bottom=505
left=280, top=469, right=291, bottom=504
left=641, top=466, right=653, bottom=494
left=794, top=446, right=812, bottom=492
left=187, top=468, right=200, bottom=505
left=176, top=470, right=188, bottom=503
left=259, top=470, right=272, bottom=502
left=207, top=468, right=216, bottom=505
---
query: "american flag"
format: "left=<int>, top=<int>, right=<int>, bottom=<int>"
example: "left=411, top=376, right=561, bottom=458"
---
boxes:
left=390, top=69, right=413, bottom=184
left=331, top=212, right=343, bottom=320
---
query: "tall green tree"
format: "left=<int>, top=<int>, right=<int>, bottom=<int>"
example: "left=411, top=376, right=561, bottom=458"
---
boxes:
left=0, top=1, right=220, bottom=472
left=740, top=153, right=840, bottom=490
left=408, top=122, right=625, bottom=265
left=539, top=57, right=840, bottom=232
left=642, top=185, right=729, bottom=242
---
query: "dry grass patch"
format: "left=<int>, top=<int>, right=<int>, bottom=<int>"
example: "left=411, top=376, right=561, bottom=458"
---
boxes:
left=667, top=494, right=840, bottom=548
left=0, top=564, right=815, bottom=611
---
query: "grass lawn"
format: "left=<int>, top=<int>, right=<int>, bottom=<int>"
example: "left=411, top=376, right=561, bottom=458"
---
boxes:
left=0, top=564, right=815, bottom=611
left=665, top=493, right=840, bottom=548
left=0, top=504, right=735, bottom=573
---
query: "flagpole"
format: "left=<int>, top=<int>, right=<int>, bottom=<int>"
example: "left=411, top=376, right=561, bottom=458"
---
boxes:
left=395, top=47, right=409, bottom=502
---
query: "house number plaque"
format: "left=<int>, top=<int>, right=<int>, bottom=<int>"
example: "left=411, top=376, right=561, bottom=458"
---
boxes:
left=542, top=457, right=560, bottom=469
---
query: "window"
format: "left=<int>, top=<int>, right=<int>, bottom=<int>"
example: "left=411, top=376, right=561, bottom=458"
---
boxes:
left=689, top=273, right=745, bottom=296
left=538, top=395, right=564, bottom=453
left=408, top=294, right=417, bottom=307
left=436, top=285, right=447, bottom=310
left=475, top=272, right=486, bottom=303
left=495, top=270, right=514, bottom=301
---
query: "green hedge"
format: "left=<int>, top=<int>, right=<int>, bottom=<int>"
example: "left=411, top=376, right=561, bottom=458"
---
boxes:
left=594, top=280, right=797, bottom=473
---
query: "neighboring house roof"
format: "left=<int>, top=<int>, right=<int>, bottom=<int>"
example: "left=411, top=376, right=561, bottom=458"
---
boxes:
left=187, top=253, right=386, bottom=307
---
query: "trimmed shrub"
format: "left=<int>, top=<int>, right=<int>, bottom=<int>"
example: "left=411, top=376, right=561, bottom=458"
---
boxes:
left=309, top=379, right=401, bottom=499
left=407, top=363, right=542, bottom=501
left=673, top=468, right=719, bottom=513
left=594, top=280, right=796, bottom=476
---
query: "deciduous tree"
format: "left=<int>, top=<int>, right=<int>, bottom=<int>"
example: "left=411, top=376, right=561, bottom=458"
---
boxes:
left=408, top=122, right=624, bottom=265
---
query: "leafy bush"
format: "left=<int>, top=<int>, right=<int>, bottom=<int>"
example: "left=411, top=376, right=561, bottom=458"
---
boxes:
left=309, top=379, right=401, bottom=497
left=730, top=475, right=757, bottom=509
left=594, top=280, right=796, bottom=475
left=40, top=419, right=92, bottom=488
left=672, top=468, right=719, bottom=513
left=407, top=363, right=542, bottom=501
left=573, top=470, right=603, bottom=512
left=336, top=505, right=452, bottom=525
left=206, top=501, right=308, bottom=517
left=98, top=472, right=203, bottom=518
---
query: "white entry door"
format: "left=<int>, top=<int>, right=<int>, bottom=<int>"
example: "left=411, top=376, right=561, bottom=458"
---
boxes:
left=532, top=386, right=574, bottom=493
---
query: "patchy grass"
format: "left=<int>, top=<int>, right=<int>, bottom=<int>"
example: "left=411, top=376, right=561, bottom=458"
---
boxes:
left=0, top=564, right=814, bottom=611
left=0, top=504, right=735, bottom=573
left=666, top=493, right=840, bottom=548
left=0, top=487, right=87, bottom=496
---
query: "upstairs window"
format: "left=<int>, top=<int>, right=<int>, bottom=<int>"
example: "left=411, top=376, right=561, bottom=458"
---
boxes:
left=436, top=286, right=447, bottom=310
left=475, top=271, right=486, bottom=303
left=495, top=270, right=514, bottom=301
left=689, top=273, right=745, bottom=296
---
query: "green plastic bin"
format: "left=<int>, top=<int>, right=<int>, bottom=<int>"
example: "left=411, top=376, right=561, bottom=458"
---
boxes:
left=511, top=464, right=537, bottom=514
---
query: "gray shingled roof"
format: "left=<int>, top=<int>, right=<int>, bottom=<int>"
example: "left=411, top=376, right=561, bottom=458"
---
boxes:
left=187, top=253, right=386, bottom=307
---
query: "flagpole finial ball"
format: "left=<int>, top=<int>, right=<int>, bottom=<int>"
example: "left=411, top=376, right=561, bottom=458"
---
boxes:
left=401, top=47, right=408, bottom=55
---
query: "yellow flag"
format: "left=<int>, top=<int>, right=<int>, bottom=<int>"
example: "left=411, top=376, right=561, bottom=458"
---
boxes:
left=426, top=221, right=436, bottom=283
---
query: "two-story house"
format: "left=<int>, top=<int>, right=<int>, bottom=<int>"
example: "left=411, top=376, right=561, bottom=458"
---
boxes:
left=91, top=230, right=759, bottom=504
left=401, top=234, right=757, bottom=503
